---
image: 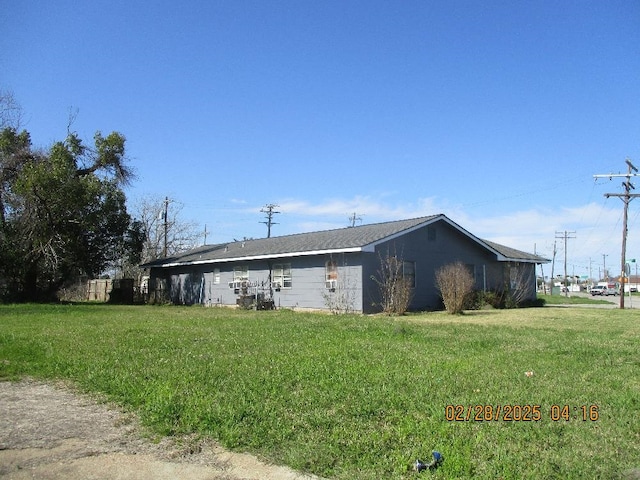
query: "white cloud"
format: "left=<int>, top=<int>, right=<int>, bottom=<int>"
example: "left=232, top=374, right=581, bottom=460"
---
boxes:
left=269, top=196, right=633, bottom=277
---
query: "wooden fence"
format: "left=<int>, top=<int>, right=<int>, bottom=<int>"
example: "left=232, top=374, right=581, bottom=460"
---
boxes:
left=86, top=279, right=134, bottom=303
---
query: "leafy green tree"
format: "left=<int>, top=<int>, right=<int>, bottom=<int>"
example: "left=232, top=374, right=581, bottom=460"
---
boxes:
left=0, top=125, right=140, bottom=302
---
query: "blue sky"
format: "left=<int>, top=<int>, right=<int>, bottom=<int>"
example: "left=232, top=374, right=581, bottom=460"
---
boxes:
left=2, top=1, right=639, bottom=280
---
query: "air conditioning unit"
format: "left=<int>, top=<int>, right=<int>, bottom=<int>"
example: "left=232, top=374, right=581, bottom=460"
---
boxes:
left=325, top=280, right=337, bottom=290
left=272, top=282, right=282, bottom=291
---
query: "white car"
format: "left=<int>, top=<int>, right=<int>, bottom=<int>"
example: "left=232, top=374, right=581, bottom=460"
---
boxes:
left=590, top=285, right=618, bottom=296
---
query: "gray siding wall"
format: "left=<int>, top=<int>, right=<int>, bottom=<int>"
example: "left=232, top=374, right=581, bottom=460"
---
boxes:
left=362, top=219, right=507, bottom=312
left=152, top=253, right=363, bottom=311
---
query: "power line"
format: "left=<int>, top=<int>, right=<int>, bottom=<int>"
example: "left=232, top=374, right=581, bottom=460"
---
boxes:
left=594, top=158, right=640, bottom=309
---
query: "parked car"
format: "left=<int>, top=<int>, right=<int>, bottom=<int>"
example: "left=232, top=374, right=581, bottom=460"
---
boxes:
left=590, top=285, right=618, bottom=296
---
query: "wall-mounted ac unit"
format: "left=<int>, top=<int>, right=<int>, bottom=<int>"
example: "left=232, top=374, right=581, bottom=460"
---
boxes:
left=325, top=280, right=337, bottom=290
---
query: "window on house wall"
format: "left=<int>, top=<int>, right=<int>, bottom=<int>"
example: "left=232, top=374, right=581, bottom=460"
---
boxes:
left=272, top=263, right=292, bottom=288
left=233, top=266, right=248, bottom=282
left=427, top=226, right=437, bottom=241
left=213, top=268, right=220, bottom=284
left=510, top=264, right=521, bottom=290
left=403, top=261, right=416, bottom=288
left=465, top=263, right=475, bottom=278
left=325, top=260, right=338, bottom=289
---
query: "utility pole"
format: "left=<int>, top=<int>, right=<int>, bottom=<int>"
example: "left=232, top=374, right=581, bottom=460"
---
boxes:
left=162, top=196, right=169, bottom=258
left=260, top=204, right=280, bottom=238
left=555, top=231, right=576, bottom=297
left=602, top=254, right=608, bottom=282
left=348, top=212, right=362, bottom=227
left=549, top=241, right=557, bottom=294
left=535, top=244, right=548, bottom=295
left=594, top=159, right=640, bottom=309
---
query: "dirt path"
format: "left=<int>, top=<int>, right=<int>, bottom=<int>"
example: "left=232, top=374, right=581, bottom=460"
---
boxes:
left=0, top=379, right=320, bottom=480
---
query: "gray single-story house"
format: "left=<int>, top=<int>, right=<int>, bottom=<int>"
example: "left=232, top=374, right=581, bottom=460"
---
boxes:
left=141, top=214, right=549, bottom=312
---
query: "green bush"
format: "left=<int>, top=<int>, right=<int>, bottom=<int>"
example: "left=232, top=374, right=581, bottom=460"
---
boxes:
left=477, top=290, right=507, bottom=309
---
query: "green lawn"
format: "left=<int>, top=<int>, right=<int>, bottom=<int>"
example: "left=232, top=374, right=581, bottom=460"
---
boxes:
left=538, top=293, right=615, bottom=305
left=1, top=304, right=639, bottom=479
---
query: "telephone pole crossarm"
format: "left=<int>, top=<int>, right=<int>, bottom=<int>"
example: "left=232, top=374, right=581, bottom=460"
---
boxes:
left=260, top=203, right=280, bottom=238
left=348, top=212, right=362, bottom=227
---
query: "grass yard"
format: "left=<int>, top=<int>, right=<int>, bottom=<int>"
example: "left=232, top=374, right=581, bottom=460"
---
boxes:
left=538, top=293, right=616, bottom=305
left=0, top=304, right=639, bottom=479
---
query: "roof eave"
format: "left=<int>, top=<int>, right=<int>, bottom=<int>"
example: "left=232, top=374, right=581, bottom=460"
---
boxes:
left=497, top=255, right=552, bottom=264
left=148, top=246, right=365, bottom=268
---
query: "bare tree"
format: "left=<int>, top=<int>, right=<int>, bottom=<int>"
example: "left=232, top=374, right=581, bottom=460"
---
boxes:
left=507, top=263, right=535, bottom=307
left=0, top=90, right=23, bottom=130
left=435, top=261, right=475, bottom=314
left=121, top=195, right=200, bottom=280
left=322, top=276, right=357, bottom=314
left=371, top=248, right=414, bottom=315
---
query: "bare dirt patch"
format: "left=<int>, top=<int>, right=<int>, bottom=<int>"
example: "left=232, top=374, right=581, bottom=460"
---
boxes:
left=0, top=379, right=320, bottom=480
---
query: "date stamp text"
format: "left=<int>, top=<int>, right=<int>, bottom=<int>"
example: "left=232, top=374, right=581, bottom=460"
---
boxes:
left=444, top=404, right=599, bottom=422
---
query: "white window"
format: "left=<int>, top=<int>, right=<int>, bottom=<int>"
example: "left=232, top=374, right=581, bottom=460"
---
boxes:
left=272, top=263, right=292, bottom=289
left=233, top=266, right=249, bottom=282
left=229, top=266, right=249, bottom=291
left=213, top=268, right=220, bottom=285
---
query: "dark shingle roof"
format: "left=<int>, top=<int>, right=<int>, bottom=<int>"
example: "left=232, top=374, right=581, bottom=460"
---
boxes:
left=482, top=239, right=550, bottom=263
left=141, top=214, right=549, bottom=268
left=142, top=215, right=439, bottom=267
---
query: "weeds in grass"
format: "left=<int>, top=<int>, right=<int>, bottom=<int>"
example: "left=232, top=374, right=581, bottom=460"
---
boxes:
left=1, top=304, right=639, bottom=479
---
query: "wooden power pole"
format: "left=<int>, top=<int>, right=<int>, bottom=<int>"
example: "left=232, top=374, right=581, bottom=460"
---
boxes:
left=594, top=159, right=640, bottom=309
left=162, top=196, right=169, bottom=258
left=260, top=204, right=280, bottom=238
left=555, top=231, right=576, bottom=297
left=348, top=212, right=362, bottom=227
